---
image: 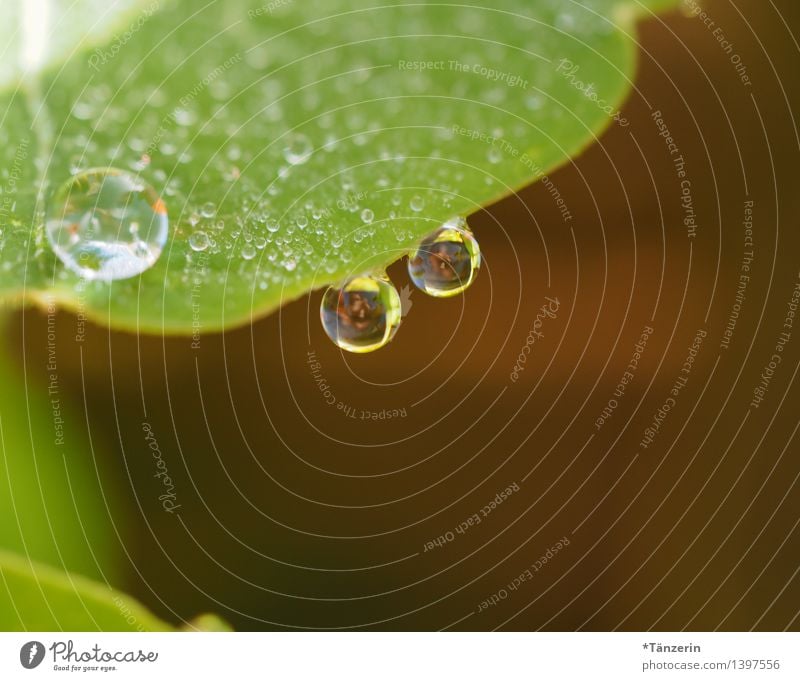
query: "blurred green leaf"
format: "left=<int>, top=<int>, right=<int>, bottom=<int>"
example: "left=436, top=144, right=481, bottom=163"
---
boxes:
left=0, top=548, right=172, bottom=631
left=0, top=0, right=678, bottom=333
left=0, top=318, right=120, bottom=582
left=181, top=613, right=234, bottom=632
left=0, top=1, right=156, bottom=89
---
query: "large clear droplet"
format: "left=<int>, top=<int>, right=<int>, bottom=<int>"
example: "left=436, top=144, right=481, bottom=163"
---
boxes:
left=320, top=274, right=402, bottom=353
left=407, top=217, right=481, bottom=297
left=46, top=168, right=169, bottom=281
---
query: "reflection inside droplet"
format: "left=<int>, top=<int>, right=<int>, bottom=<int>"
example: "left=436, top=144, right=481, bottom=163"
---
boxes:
left=320, top=274, right=402, bottom=353
left=407, top=217, right=481, bottom=297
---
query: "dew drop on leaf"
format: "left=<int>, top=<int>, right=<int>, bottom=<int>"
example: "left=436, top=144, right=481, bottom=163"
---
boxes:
left=283, top=133, right=313, bottom=165
left=189, top=231, right=210, bottom=252
left=45, top=168, right=168, bottom=281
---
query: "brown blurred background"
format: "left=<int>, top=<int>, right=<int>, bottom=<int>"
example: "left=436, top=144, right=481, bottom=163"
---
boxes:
left=9, top=0, right=800, bottom=630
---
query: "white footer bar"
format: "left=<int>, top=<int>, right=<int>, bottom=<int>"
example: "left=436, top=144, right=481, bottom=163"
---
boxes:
left=0, top=632, right=797, bottom=679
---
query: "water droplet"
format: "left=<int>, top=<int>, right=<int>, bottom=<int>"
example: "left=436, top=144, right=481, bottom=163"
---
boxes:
left=242, top=243, right=257, bottom=260
left=320, top=274, right=402, bottom=353
left=556, top=13, right=576, bottom=31
left=410, top=195, right=425, bottom=212
left=487, top=146, right=502, bottom=164
left=71, top=102, right=95, bottom=120
left=45, top=168, right=169, bottom=281
left=189, top=230, right=209, bottom=252
left=360, top=208, right=374, bottom=224
left=200, top=201, right=216, bottom=218
left=526, top=93, right=544, bottom=110
left=283, top=133, right=313, bottom=165
left=172, top=108, right=196, bottom=126
left=407, top=218, right=481, bottom=297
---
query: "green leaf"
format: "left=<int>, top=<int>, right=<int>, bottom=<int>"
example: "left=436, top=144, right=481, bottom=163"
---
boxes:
left=0, top=0, right=678, bottom=333
left=0, top=548, right=172, bottom=631
left=0, top=1, right=157, bottom=90
left=0, top=317, right=121, bottom=582
left=180, top=613, right=234, bottom=632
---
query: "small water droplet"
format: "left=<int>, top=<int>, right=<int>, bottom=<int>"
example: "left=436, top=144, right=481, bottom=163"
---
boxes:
left=410, top=195, right=425, bottom=212
left=556, top=13, right=577, bottom=31
left=242, top=243, right=257, bottom=260
left=172, top=109, right=196, bottom=126
left=200, top=201, right=216, bottom=218
left=526, top=93, right=544, bottom=110
left=487, top=146, right=502, bottom=164
left=46, top=168, right=168, bottom=281
left=189, top=231, right=210, bottom=252
left=407, top=217, right=481, bottom=297
left=360, top=208, right=374, bottom=224
left=71, top=102, right=95, bottom=120
left=283, top=133, right=313, bottom=165
left=320, top=274, right=402, bottom=353
left=68, top=155, right=85, bottom=175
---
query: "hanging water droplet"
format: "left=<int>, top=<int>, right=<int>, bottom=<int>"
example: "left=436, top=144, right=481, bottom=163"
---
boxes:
left=360, top=208, right=374, bottom=224
left=410, top=195, right=425, bottom=212
left=45, top=168, right=169, bottom=281
left=189, top=230, right=209, bottom=252
left=320, top=274, right=402, bottom=353
left=407, top=217, right=481, bottom=297
left=241, top=243, right=257, bottom=260
left=200, top=201, right=216, bottom=218
left=283, top=133, right=313, bottom=165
